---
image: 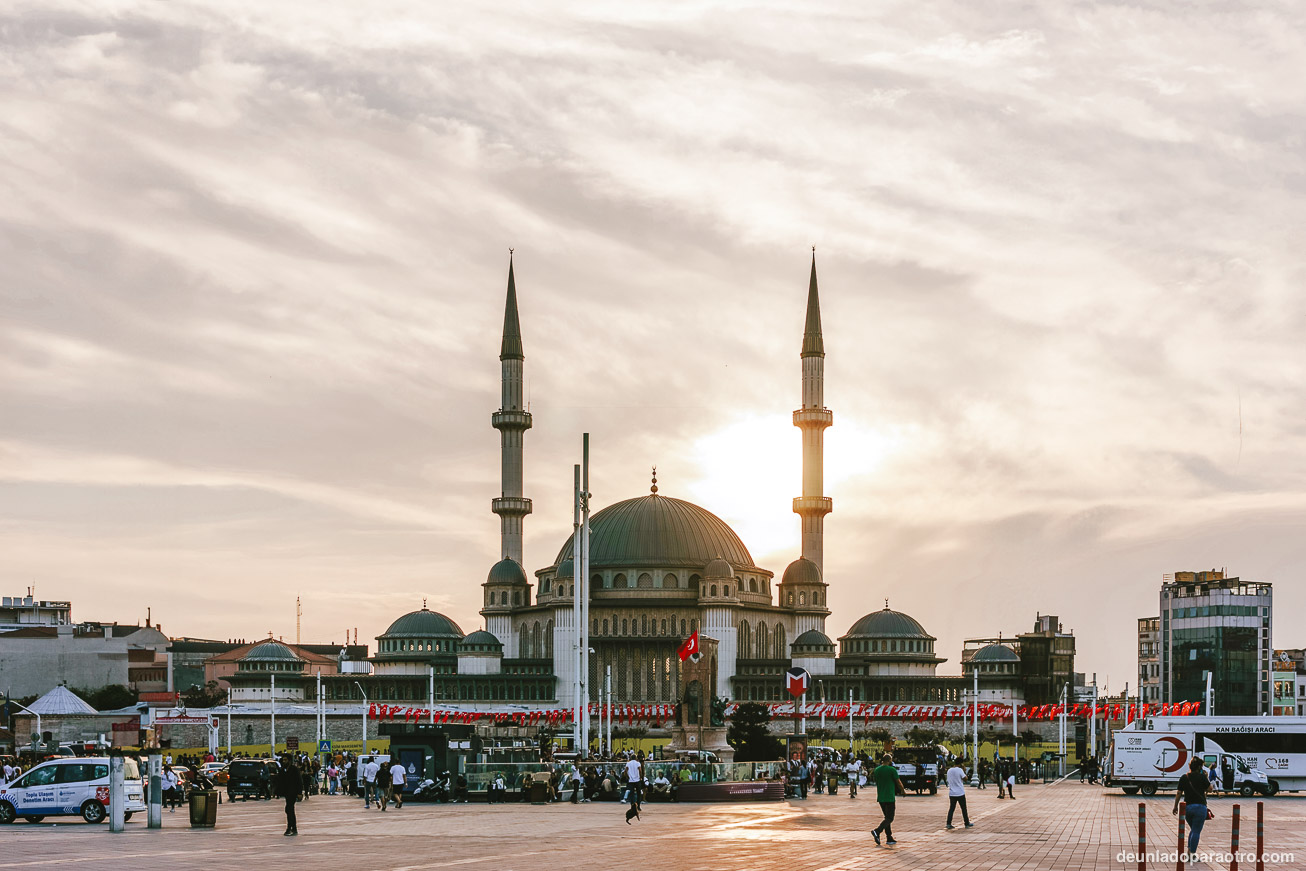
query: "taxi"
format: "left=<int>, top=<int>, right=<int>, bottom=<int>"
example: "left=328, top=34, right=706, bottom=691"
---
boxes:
left=0, top=757, right=147, bottom=824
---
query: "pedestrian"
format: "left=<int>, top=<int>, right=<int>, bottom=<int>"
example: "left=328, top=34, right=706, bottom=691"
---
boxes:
left=1173, top=757, right=1211, bottom=855
left=1005, top=766, right=1015, bottom=800
left=276, top=755, right=301, bottom=836
left=362, top=756, right=380, bottom=809
left=570, top=765, right=583, bottom=804
left=389, top=760, right=406, bottom=809
left=161, top=764, right=180, bottom=812
left=945, top=759, right=974, bottom=829
left=870, top=753, right=904, bottom=847
left=624, top=754, right=643, bottom=824
left=844, top=754, right=861, bottom=799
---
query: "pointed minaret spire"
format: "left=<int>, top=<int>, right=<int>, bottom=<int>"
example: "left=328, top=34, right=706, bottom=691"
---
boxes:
left=491, top=251, right=532, bottom=566
left=802, top=247, right=824, bottom=358
left=500, top=249, right=524, bottom=361
left=794, top=249, right=833, bottom=573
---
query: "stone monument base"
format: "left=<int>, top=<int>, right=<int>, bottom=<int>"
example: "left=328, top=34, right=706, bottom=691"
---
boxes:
left=665, top=726, right=735, bottom=763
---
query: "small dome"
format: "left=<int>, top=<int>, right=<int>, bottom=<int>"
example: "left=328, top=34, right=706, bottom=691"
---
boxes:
left=704, top=558, right=734, bottom=578
left=793, top=629, right=835, bottom=648
left=487, top=558, right=528, bottom=586
left=382, top=608, right=464, bottom=639
left=781, top=557, right=822, bottom=586
left=460, top=630, right=504, bottom=653
left=242, top=640, right=301, bottom=662
left=971, top=643, right=1019, bottom=663
left=844, top=606, right=932, bottom=639
left=555, top=559, right=574, bottom=580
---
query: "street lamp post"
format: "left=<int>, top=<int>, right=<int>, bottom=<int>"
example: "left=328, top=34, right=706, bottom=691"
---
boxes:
left=354, top=682, right=368, bottom=756
left=970, top=666, right=979, bottom=786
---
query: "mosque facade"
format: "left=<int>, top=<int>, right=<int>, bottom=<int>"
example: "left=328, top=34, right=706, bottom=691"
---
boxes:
left=318, top=255, right=1051, bottom=713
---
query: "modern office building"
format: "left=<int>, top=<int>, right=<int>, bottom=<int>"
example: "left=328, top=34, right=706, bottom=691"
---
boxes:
left=1138, top=616, right=1161, bottom=704
left=1160, top=570, right=1272, bottom=716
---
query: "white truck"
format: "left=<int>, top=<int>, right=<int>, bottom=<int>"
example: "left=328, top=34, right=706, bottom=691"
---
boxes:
left=1105, top=715, right=1306, bottom=797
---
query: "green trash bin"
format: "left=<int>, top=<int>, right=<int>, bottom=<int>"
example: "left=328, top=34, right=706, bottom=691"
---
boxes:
left=188, top=789, right=218, bottom=827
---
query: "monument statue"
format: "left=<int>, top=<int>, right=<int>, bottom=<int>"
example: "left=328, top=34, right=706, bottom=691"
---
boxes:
left=685, top=680, right=702, bottom=726
left=711, top=695, right=727, bottom=727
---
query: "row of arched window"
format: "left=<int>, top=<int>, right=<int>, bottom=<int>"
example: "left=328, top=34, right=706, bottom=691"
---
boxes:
left=737, top=621, right=787, bottom=660
left=517, top=620, right=555, bottom=659
left=783, top=590, right=823, bottom=606
left=379, top=638, right=452, bottom=654
left=591, top=616, right=698, bottom=638
left=845, top=638, right=933, bottom=654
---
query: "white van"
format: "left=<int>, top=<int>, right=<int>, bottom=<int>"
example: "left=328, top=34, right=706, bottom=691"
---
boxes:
left=0, top=757, right=146, bottom=824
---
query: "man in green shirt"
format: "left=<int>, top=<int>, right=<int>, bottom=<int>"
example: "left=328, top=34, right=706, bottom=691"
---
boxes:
left=871, top=753, right=905, bottom=846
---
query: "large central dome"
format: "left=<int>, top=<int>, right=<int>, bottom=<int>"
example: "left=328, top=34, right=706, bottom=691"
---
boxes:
left=552, top=494, right=757, bottom=570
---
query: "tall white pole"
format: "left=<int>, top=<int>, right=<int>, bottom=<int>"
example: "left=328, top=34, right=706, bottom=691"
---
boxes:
left=226, top=704, right=231, bottom=756
left=1058, top=683, right=1067, bottom=777
left=580, top=433, right=591, bottom=755
left=820, top=682, right=826, bottom=729
left=1205, top=670, right=1213, bottom=716
left=605, top=666, right=612, bottom=756
left=316, top=671, right=322, bottom=746
left=572, top=463, right=582, bottom=752
left=429, top=666, right=435, bottom=724
left=971, top=666, right=979, bottom=786
left=355, top=682, right=368, bottom=756
left=848, top=689, right=853, bottom=750
left=1089, top=674, right=1097, bottom=758
left=270, top=674, right=277, bottom=754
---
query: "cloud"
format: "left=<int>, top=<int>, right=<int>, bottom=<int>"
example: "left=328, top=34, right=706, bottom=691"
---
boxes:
left=2, top=0, right=1305, bottom=685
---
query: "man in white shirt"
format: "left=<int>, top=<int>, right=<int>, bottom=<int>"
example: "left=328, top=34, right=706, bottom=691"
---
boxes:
left=386, top=761, right=406, bottom=810
left=844, top=757, right=862, bottom=799
left=2, top=762, right=14, bottom=784
left=362, top=757, right=381, bottom=809
left=623, top=755, right=643, bottom=824
left=945, top=759, right=974, bottom=829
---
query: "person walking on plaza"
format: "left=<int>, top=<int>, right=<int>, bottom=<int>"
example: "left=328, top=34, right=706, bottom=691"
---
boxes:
left=844, top=755, right=861, bottom=799
left=570, top=764, right=584, bottom=804
left=870, top=753, right=904, bottom=846
left=623, top=754, right=644, bottom=824
left=945, top=759, right=974, bottom=829
left=1173, top=757, right=1211, bottom=855
left=389, top=760, right=406, bottom=809
left=362, top=756, right=380, bottom=809
left=161, top=764, right=180, bottom=812
left=276, top=755, right=301, bottom=836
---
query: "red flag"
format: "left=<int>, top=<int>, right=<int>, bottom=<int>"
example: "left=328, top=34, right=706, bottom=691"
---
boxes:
left=677, top=632, right=700, bottom=662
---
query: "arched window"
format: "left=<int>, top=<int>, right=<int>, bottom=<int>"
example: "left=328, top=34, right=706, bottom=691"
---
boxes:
left=689, top=574, right=702, bottom=591
left=531, top=622, right=541, bottom=658
left=519, top=626, right=528, bottom=655
left=542, top=579, right=551, bottom=593
left=637, top=573, right=653, bottom=589
left=660, top=619, right=667, bottom=634
left=787, top=592, right=795, bottom=606
left=614, top=573, right=628, bottom=589
left=544, top=620, right=553, bottom=658
left=723, top=585, right=730, bottom=597
left=710, top=584, right=717, bottom=597
left=641, top=615, right=648, bottom=635
left=602, top=619, right=609, bottom=634
left=774, top=624, right=786, bottom=659
left=812, top=591, right=819, bottom=605
left=663, top=573, right=678, bottom=589
left=680, top=619, right=687, bottom=635
left=758, top=623, right=769, bottom=659
left=592, top=573, right=602, bottom=590
left=749, top=578, right=758, bottom=593
left=739, top=620, right=751, bottom=658
left=799, top=591, right=806, bottom=605
left=622, top=618, right=629, bottom=635
left=513, top=591, right=522, bottom=606
left=689, top=618, right=697, bottom=634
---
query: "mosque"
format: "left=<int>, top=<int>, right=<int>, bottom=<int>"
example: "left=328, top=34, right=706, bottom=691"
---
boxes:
left=318, top=256, right=999, bottom=713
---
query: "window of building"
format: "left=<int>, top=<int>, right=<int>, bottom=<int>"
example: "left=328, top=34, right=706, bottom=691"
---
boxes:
left=614, top=574, right=628, bottom=589
left=710, top=584, right=718, bottom=597
left=664, top=573, right=678, bottom=589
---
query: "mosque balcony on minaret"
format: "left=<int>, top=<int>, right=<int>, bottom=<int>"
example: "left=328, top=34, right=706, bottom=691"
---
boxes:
left=792, top=496, right=832, bottom=516
left=492, top=410, right=533, bottom=430
left=792, top=408, right=833, bottom=428
left=492, top=496, right=533, bottom=516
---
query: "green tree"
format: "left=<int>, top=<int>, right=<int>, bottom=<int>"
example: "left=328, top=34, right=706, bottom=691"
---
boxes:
left=727, top=702, right=784, bottom=762
left=182, top=681, right=227, bottom=708
left=866, top=727, right=893, bottom=752
left=72, top=685, right=136, bottom=711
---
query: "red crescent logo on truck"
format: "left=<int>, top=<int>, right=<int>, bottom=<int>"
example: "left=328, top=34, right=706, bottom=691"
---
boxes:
left=1155, top=736, right=1188, bottom=773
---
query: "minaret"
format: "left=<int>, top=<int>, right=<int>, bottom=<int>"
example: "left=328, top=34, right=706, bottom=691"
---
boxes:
left=491, top=252, right=532, bottom=563
left=793, top=249, right=832, bottom=571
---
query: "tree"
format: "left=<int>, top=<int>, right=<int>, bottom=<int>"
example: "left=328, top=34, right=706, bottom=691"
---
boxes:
left=73, top=685, right=137, bottom=712
left=903, top=726, right=938, bottom=748
left=863, top=726, right=894, bottom=755
left=727, top=702, right=783, bottom=762
left=182, top=681, right=227, bottom=708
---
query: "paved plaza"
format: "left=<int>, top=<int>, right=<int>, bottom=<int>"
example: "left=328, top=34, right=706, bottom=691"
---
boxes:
left=2, top=780, right=1303, bottom=871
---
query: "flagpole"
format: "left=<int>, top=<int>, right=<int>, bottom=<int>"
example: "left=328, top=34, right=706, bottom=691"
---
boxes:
left=572, top=463, right=582, bottom=753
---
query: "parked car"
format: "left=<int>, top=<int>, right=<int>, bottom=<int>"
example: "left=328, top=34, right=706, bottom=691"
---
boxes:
left=226, top=759, right=276, bottom=800
left=0, top=757, right=146, bottom=824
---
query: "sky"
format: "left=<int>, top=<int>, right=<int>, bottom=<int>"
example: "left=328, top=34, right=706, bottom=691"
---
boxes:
left=3, top=0, right=1305, bottom=691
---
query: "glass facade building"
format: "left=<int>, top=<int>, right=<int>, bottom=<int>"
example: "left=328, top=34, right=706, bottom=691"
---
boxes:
left=1160, top=570, right=1272, bottom=716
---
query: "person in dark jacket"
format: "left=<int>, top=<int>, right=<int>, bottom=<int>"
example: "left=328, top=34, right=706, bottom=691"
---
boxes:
left=275, top=756, right=302, bottom=836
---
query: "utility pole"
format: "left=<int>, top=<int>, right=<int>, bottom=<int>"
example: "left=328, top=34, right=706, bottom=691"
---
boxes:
left=572, top=462, right=582, bottom=752
left=1089, top=673, right=1098, bottom=759
left=270, top=674, right=277, bottom=754
left=580, top=434, right=591, bottom=753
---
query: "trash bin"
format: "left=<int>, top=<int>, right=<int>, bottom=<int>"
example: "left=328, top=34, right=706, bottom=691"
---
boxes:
left=528, top=781, right=549, bottom=805
left=188, top=790, right=218, bottom=827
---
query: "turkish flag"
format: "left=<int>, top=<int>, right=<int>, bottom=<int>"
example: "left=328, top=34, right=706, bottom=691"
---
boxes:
left=677, top=632, right=700, bottom=662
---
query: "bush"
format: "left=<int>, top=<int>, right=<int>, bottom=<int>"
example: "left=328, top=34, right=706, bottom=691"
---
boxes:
left=728, top=703, right=784, bottom=762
